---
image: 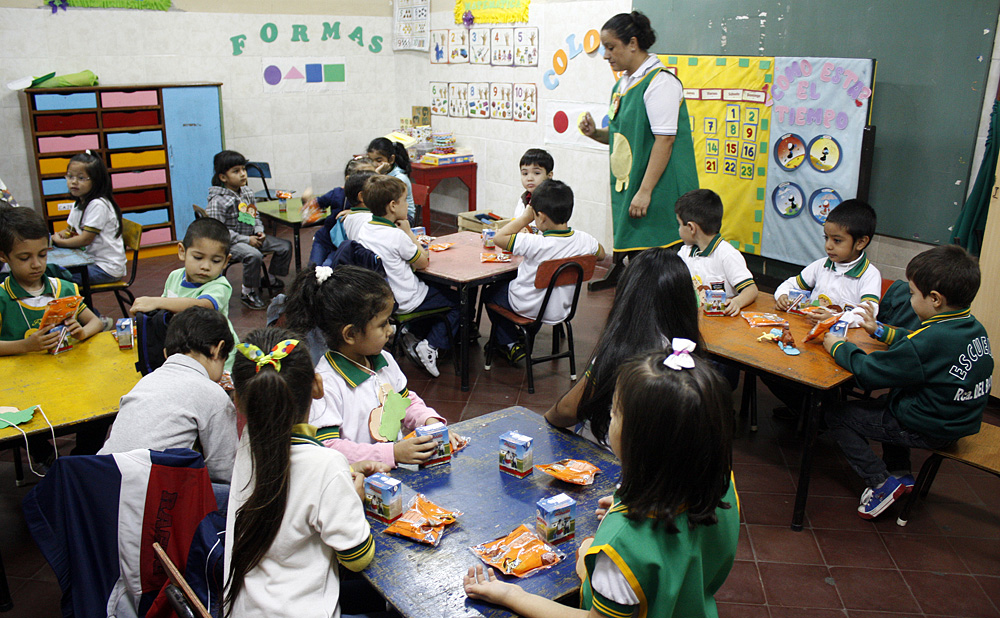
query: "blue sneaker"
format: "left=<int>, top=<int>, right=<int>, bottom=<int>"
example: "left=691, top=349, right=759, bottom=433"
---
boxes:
left=898, top=474, right=915, bottom=494
left=858, top=476, right=906, bottom=519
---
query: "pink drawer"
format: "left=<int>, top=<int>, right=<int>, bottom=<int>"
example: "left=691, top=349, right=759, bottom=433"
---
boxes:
left=140, top=228, right=173, bottom=245
left=112, top=169, right=166, bottom=189
left=101, top=90, right=158, bottom=108
left=37, top=134, right=99, bottom=154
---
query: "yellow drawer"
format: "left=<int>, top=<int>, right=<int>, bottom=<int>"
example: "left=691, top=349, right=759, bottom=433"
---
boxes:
left=110, top=150, right=166, bottom=168
left=46, top=198, right=76, bottom=218
left=39, top=157, right=72, bottom=175
left=52, top=219, right=69, bottom=234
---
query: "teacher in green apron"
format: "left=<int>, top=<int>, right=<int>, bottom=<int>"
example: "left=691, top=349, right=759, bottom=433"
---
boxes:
left=581, top=11, right=699, bottom=290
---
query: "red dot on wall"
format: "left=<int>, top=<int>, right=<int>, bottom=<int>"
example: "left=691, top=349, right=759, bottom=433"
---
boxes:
left=553, top=111, right=569, bottom=133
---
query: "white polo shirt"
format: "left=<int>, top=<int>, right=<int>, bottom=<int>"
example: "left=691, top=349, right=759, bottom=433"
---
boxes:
left=616, top=53, right=684, bottom=136
left=342, top=207, right=373, bottom=241
left=775, top=252, right=882, bottom=309
left=679, top=235, right=756, bottom=298
left=66, top=197, right=126, bottom=278
left=504, top=229, right=601, bottom=324
left=355, top=216, right=428, bottom=313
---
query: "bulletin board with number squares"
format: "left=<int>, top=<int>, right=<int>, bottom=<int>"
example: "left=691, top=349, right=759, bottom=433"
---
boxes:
left=660, top=55, right=774, bottom=255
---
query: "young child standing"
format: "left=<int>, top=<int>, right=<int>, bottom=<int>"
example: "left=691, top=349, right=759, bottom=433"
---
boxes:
left=513, top=148, right=554, bottom=220
left=823, top=245, right=993, bottom=519
left=206, top=150, right=292, bottom=310
left=367, top=137, right=416, bottom=222
left=676, top=188, right=758, bottom=316
left=356, top=175, right=460, bottom=377
left=224, top=327, right=380, bottom=617
left=465, top=347, right=740, bottom=617
left=130, top=217, right=240, bottom=371
left=285, top=264, right=454, bottom=468
left=51, top=152, right=126, bottom=285
left=486, top=180, right=604, bottom=362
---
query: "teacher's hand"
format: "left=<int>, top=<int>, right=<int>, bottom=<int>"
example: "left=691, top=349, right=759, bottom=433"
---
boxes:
left=629, top=189, right=651, bottom=218
left=578, top=112, right=596, bottom=137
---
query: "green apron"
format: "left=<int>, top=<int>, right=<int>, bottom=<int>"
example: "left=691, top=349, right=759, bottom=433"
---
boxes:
left=608, top=67, right=699, bottom=252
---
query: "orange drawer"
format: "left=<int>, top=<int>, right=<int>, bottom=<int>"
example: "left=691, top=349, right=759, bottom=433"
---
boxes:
left=39, top=157, right=72, bottom=175
left=46, top=198, right=75, bottom=218
left=110, top=150, right=166, bottom=168
left=52, top=220, right=69, bottom=234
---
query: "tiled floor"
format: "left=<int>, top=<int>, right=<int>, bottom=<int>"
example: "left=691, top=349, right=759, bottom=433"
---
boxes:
left=1, top=218, right=999, bottom=617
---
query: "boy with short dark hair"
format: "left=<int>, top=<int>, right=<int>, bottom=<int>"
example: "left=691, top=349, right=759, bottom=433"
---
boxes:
left=675, top=189, right=758, bottom=316
left=823, top=245, right=993, bottom=519
left=514, top=148, right=554, bottom=219
left=487, top=179, right=605, bottom=362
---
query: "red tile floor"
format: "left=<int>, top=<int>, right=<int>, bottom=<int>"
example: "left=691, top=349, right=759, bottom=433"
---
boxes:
left=1, top=218, right=998, bottom=617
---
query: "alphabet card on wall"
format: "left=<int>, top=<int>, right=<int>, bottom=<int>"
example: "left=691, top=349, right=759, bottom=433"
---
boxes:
left=491, top=27, right=514, bottom=66
left=513, top=83, right=537, bottom=122
left=470, top=27, right=491, bottom=64
left=448, top=29, right=469, bottom=63
left=430, top=82, right=448, bottom=116
left=449, top=82, right=469, bottom=117
left=430, top=30, right=448, bottom=63
left=468, top=82, right=490, bottom=118
left=490, top=83, right=513, bottom=120
left=513, top=27, right=538, bottom=67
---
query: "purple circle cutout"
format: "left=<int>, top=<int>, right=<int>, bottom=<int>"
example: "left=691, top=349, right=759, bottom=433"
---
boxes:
left=263, top=65, right=282, bottom=85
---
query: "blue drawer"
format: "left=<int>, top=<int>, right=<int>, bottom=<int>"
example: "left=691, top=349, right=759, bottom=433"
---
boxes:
left=41, top=178, right=69, bottom=196
left=106, top=130, right=163, bottom=150
left=33, top=92, right=98, bottom=111
left=122, top=208, right=169, bottom=225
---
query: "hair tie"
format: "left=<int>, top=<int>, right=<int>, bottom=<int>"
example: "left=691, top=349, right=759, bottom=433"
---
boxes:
left=85, top=149, right=92, bottom=155
left=663, top=338, right=696, bottom=371
left=315, top=265, right=333, bottom=284
left=236, top=339, right=299, bottom=373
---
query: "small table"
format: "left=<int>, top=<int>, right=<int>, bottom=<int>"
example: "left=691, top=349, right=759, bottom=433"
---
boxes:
left=256, top=198, right=328, bottom=272
left=410, top=162, right=478, bottom=220
left=699, top=295, right=885, bottom=530
left=416, top=232, right=521, bottom=391
left=47, top=246, right=94, bottom=309
left=363, top=406, right=621, bottom=618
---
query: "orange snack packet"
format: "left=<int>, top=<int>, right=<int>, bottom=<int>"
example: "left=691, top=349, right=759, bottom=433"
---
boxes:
left=535, top=459, right=601, bottom=486
left=384, top=494, right=462, bottom=546
left=803, top=314, right=842, bottom=343
left=428, top=243, right=454, bottom=252
left=470, top=524, right=563, bottom=578
left=40, top=295, right=83, bottom=330
left=480, top=252, right=511, bottom=263
left=276, top=190, right=294, bottom=200
left=741, top=312, right=789, bottom=328
left=300, top=197, right=324, bottom=225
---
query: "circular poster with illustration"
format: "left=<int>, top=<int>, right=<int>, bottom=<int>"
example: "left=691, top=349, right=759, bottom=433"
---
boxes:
left=774, top=133, right=807, bottom=171
left=772, top=182, right=806, bottom=219
left=808, top=135, right=842, bottom=172
left=809, top=188, right=843, bottom=224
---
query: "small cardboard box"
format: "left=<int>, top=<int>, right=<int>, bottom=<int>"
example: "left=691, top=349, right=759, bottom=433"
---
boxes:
left=364, top=473, right=403, bottom=523
left=702, top=289, right=727, bottom=316
left=499, top=430, right=533, bottom=478
left=457, top=210, right=512, bottom=234
left=536, top=493, right=577, bottom=544
left=115, top=318, right=134, bottom=350
left=415, top=422, right=452, bottom=467
left=48, top=325, right=73, bottom=355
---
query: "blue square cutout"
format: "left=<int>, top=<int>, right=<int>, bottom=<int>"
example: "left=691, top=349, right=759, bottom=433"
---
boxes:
left=305, top=64, right=323, bottom=82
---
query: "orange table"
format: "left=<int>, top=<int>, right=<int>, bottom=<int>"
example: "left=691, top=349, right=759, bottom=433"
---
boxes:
left=416, top=231, right=520, bottom=391
left=700, top=295, right=885, bottom=530
left=410, top=162, right=478, bottom=224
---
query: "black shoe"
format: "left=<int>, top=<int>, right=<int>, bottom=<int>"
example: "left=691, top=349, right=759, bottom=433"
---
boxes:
left=588, top=262, right=622, bottom=292
left=268, top=277, right=285, bottom=291
left=241, top=291, right=266, bottom=310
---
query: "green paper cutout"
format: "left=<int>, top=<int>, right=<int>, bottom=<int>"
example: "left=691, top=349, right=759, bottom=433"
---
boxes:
left=377, top=392, right=410, bottom=441
left=237, top=211, right=256, bottom=225
left=0, top=406, right=37, bottom=426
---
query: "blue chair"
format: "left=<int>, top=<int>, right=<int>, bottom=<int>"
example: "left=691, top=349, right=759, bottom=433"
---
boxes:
left=245, top=161, right=277, bottom=201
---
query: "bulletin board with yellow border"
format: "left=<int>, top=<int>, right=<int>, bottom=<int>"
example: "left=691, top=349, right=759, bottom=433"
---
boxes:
left=454, top=0, right=529, bottom=24
left=659, top=54, right=774, bottom=255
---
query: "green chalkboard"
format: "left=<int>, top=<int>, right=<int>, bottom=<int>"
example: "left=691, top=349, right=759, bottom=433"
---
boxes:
left=633, top=0, right=998, bottom=243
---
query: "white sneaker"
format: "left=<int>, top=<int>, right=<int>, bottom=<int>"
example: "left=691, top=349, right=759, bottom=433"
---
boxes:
left=414, top=339, right=440, bottom=377
left=400, top=327, right=421, bottom=359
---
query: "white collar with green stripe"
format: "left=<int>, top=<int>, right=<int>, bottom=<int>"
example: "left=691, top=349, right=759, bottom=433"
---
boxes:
left=822, top=252, right=870, bottom=279
left=541, top=228, right=574, bottom=237
left=368, top=215, right=396, bottom=228
left=325, top=350, right=390, bottom=389
left=689, top=234, right=726, bottom=257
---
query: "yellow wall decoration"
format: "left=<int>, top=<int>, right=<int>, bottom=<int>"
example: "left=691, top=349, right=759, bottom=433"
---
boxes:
left=454, top=0, right=530, bottom=25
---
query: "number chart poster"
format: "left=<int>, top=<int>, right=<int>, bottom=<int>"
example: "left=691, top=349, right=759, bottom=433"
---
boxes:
left=761, top=57, right=874, bottom=265
left=660, top=55, right=773, bottom=255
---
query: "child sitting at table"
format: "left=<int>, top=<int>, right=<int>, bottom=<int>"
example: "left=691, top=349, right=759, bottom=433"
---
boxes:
left=130, top=217, right=240, bottom=372
left=285, top=264, right=458, bottom=468
left=309, top=160, right=377, bottom=267
left=464, top=346, right=740, bottom=618
left=485, top=179, right=604, bottom=363
left=99, top=306, right=237, bottom=499
left=224, top=327, right=387, bottom=617
left=315, top=156, right=377, bottom=214
left=206, top=149, right=291, bottom=310
left=513, top=148, right=554, bottom=221
left=822, top=245, right=993, bottom=519
left=340, top=170, right=378, bottom=241
left=676, top=188, right=758, bottom=316
left=367, top=137, right=416, bottom=222
left=356, top=175, right=460, bottom=377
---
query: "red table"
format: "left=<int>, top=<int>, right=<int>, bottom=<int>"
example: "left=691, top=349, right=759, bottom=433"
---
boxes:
left=410, top=162, right=478, bottom=224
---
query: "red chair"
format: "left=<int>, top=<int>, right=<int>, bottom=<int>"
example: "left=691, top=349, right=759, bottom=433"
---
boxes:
left=412, top=182, right=431, bottom=227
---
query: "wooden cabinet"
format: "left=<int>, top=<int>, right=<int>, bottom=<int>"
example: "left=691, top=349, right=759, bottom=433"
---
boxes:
left=23, top=83, right=223, bottom=256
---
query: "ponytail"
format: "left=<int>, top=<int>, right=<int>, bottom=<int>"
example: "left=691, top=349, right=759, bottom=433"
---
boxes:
left=366, top=137, right=411, bottom=175
left=602, top=10, right=656, bottom=51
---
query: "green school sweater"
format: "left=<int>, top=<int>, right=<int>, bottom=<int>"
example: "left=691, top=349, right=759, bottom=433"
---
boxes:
left=830, top=308, right=993, bottom=440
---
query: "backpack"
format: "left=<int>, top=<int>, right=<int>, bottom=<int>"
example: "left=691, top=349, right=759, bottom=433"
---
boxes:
left=134, top=309, right=173, bottom=376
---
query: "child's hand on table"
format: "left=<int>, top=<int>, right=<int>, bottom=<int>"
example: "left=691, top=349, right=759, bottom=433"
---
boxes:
left=64, top=317, right=85, bottom=340
left=822, top=331, right=846, bottom=354
left=393, top=434, right=437, bottom=464
left=26, top=325, right=61, bottom=352
left=353, top=459, right=391, bottom=476
left=775, top=294, right=792, bottom=311
left=807, top=306, right=837, bottom=324
left=129, top=296, right=161, bottom=315
left=463, top=565, right=518, bottom=605
left=722, top=299, right=742, bottom=316
left=595, top=495, right=613, bottom=521
left=858, top=301, right=878, bottom=335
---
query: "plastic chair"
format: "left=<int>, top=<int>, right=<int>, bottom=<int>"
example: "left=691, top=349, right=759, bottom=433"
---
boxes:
left=896, top=422, right=1000, bottom=526
left=245, top=161, right=275, bottom=201
left=411, top=182, right=431, bottom=227
left=484, top=255, right=597, bottom=393
left=153, top=541, right=211, bottom=618
left=193, top=204, right=274, bottom=296
left=88, top=217, right=142, bottom=317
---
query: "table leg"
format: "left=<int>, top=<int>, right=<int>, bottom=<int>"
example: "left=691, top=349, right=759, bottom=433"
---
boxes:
left=12, top=446, right=23, bottom=487
left=79, top=267, right=93, bottom=311
left=0, top=545, right=12, bottom=612
left=459, top=284, right=471, bottom=391
left=791, top=390, right=824, bottom=531
left=462, top=172, right=477, bottom=211
left=292, top=225, right=302, bottom=272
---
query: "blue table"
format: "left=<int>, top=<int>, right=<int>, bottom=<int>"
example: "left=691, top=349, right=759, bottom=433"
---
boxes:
left=363, top=406, right=621, bottom=618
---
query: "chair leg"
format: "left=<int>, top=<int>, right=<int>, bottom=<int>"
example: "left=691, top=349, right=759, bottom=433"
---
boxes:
left=565, top=321, right=577, bottom=381
left=442, top=314, right=459, bottom=376
left=551, top=323, right=562, bottom=355
left=484, top=321, right=497, bottom=371
left=524, top=329, right=536, bottom=394
left=260, top=261, right=273, bottom=296
left=739, top=372, right=758, bottom=432
left=113, top=291, right=129, bottom=319
left=918, top=455, right=945, bottom=498
left=897, top=453, right=942, bottom=526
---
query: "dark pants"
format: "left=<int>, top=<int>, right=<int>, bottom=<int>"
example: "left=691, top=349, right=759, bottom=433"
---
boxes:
left=407, top=283, right=460, bottom=351
left=28, top=417, right=113, bottom=464
left=229, top=235, right=292, bottom=288
left=483, top=281, right=521, bottom=347
left=824, top=399, right=953, bottom=488
left=761, top=374, right=810, bottom=412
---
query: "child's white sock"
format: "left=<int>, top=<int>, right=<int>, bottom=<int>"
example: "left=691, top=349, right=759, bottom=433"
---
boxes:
left=242, top=285, right=252, bottom=295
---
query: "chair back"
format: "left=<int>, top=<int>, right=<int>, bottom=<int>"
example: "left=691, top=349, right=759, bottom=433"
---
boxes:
left=153, top=542, right=211, bottom=618
left=192, top=204, right=207, bottom=220
left=412, top=182, right=431, bottom=224
left=245, top=161, right=273, bottom=200
left=531, top=254, right=597, bottom=325
left=120, top=218, right=143, bottom=285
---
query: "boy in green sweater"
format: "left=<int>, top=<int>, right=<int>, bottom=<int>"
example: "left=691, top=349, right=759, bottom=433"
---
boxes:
left=823, top=245, right=993, bottom=519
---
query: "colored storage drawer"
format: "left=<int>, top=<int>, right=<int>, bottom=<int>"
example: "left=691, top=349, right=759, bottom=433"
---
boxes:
left=41, top=178, right=70, bottom=196
left=140, top=227, right=173, bottom=245
left=35, top=112, right=98, bottom=133
left=33, top=92, right=97, bottom=111
left=46, top=198, right=75, bottom=218
left=117, top=188, right=167, bottom=209
left=106, top=130, right=162, bottom=150
left=37, top=134, right=99, bottom=154
left=103, top=110, right=160, bottom=128
left=39, top=156, right=72, bottom=175
left=112, top=169, right=166, bottom=189
left=110, top=150, right=166, bottom=168
left=52, top=220, right=69, bottom=234
left=101, top=90, right=158, bottom=108
left=125, top=209, right=169, bottom=226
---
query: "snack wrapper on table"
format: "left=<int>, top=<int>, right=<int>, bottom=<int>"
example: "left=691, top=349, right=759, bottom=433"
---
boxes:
left=803, top=314, right=843, bottom=343
left=300, top=197, right=325, bottom=225
left=470, top=524, right=563, bottom=577
left=39, top=295, right=83, bottom=330
left=384, top=494, right=462, bottom=546
left=480, top=252, right=511, bottom=263
left=534, top=459, right=601, bottom=485
left=428, top=242, right=453, bottom=252
left=741, top=312, right=789, bottom=328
